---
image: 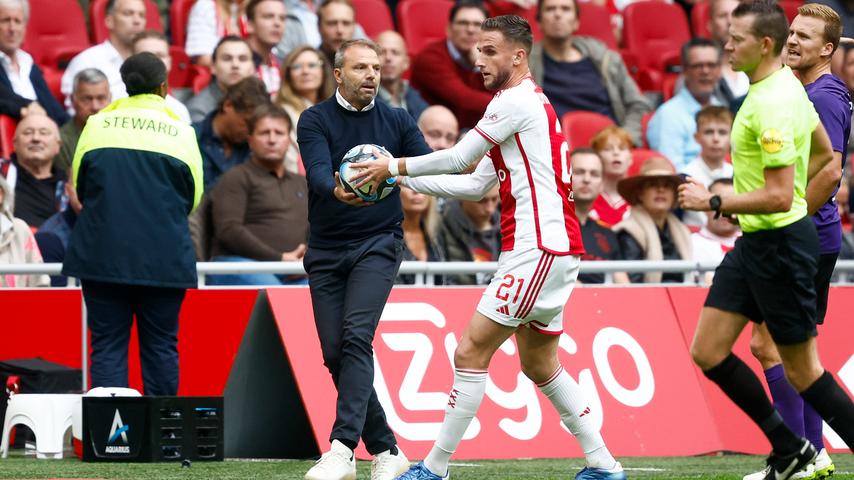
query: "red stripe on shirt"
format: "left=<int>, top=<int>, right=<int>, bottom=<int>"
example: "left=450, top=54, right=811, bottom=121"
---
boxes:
left=491, top=146, right=517, bottom=251
left=475, top=126, right=499, bottom=145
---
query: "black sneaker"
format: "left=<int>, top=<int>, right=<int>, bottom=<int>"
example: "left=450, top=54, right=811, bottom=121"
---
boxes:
left=762, top=439, right=817, bottom=480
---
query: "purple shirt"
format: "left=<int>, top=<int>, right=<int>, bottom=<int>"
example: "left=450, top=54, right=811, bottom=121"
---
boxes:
left=806, top=74, right=851, bottom=254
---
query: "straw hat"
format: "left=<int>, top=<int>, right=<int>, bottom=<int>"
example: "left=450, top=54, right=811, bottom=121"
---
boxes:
left=617, top=157, right=685, bottom=205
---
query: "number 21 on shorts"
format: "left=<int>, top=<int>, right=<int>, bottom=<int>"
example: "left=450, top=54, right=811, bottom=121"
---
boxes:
left=495, top=274, right=526, bottom=305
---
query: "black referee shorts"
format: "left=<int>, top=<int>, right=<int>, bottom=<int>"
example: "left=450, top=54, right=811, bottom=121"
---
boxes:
left=815, top=252, right=838, bottom=325
left=705, top=216, right=819, bottom=345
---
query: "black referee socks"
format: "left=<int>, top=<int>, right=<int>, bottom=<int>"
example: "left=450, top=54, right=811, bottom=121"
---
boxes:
left=704, top=353, right=802, bottom=454
left=800, top=371, right=854, bottom=450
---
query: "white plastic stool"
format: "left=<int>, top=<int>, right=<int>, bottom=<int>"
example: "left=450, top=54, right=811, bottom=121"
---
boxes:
left=0, top=394, right=81, bottom=459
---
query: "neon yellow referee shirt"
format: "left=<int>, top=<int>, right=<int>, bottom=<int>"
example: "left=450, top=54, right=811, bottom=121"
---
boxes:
left=730, top=65, right=819, bottom=232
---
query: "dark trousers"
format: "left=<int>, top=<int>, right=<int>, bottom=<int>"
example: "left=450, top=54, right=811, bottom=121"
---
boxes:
left=81, top=280, right=186, bottom=396
left=304, top=232, right=403, bottom=454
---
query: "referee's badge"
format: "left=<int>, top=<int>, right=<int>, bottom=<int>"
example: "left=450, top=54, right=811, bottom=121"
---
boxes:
left=760, top=129, right=784, bottom=153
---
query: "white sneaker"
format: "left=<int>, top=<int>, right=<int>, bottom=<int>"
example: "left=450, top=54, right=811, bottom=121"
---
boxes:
left=743, top=462, right=815, bottom=480
left=305, top=440, right=357, bottom=480
left=814, top=448, right=835, bottom=478
left=371, top=446, right=410, bottom=480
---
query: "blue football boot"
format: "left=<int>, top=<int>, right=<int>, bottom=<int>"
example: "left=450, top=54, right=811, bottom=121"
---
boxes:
left=575, top=462, right=627, bottom=480
left=395, top=461, right=449, bottom=480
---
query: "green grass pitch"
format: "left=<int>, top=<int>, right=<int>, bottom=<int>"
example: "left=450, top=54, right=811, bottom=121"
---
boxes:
left=0, top=454, right=852, bottom=479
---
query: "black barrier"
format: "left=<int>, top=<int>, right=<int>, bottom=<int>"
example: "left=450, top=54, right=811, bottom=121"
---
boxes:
left=82, top=396, right=223, bottom=462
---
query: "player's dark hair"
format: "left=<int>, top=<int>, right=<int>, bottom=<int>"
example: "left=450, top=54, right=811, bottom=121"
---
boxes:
left=220, top=76, right=271, bottom=114
left=481, top=15, right=533, bottom=55
left=120, top=52, right=166, bottom=96
left=248, top=103, right=292, bottom=134
left=536, top=0, right=580, bottom=23
left=449, top=0, right=489, bottom=23
left=212, top=35, right=251, bottom=62
left=680, top=37, right=722, bottom=68
left=732, top=0, right=788, bottom=56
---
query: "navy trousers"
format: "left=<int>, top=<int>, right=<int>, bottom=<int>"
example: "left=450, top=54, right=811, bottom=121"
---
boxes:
left=304, top=231, right=403, bottom=454
left=81, top=280, right=186, bottom=395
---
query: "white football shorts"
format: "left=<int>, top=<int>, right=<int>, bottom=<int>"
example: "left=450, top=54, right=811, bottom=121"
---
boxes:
left=477, top=248, right=580, bottom=334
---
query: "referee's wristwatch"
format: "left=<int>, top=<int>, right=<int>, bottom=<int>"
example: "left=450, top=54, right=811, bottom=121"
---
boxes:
left=709, top=194, right=723, bottom=219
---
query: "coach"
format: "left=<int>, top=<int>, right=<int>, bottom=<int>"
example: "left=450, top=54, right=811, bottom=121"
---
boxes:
left=62, top=52, right=203, bottom=396
left=297, top=39, right=431, bottom=480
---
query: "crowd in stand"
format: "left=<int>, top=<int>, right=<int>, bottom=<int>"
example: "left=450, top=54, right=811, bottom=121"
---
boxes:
left=2, top=0, right=854, bottom=288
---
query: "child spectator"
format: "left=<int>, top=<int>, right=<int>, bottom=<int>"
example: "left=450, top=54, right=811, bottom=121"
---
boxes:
left=590, top=125, right=633, bottom=226
left=681, top=105, right=733, bottom=226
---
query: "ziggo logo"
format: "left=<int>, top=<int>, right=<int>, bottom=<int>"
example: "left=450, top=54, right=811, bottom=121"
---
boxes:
left=372, top=303, right=655, bottom=441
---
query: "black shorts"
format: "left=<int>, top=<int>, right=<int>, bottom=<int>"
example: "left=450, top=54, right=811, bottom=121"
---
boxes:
left=705, top=216, right=819, bottom=345
left=814, top=252, right=838, bottom=325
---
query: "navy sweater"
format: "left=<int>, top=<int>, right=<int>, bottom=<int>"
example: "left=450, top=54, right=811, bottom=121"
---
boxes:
left=297, top=96, right=432, bottom=248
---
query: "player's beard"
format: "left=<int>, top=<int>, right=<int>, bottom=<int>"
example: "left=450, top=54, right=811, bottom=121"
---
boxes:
left=485, top=67, right=511, bottom=90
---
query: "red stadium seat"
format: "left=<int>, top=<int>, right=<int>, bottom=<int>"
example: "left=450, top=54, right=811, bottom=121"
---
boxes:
left=22, top=0, right=90, bottom=69
left=40, top=66, right=65, bottom=106
left=561, top=111, right=614, bottom=149
left=353, top=0, right=394, bottom=38
left=170, top=0, right=198, bottom=48
left=622, top=1, right=690, bottom=92
left=90, top=0, right=163, bottom=44
left=397, top=0, right=454, bottom=57
left=691, top=1, right=711, bottom=38
left=0, top=115, right=17, bottom=159
left=576, top=2, right=618, bottom=51
left=779, top=0, right=802, bottom=23
left=192, top=68, right=212, bottom=94
left=661, top=73, right=678, bottom=101
left=169, top=46, right=193, bottom=89
left=640, top=110, right=654, bottom=148
left=627, top=148, right=672, bottom=176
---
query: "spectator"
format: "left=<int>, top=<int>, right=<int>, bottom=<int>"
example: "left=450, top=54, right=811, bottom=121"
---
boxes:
left=375, top=30, right=428, bottom=121
left=397, top=187, right=444, bottom=284
left=0, top=175, right=49, bottom=287
left=647, top=38, right=723, bottom=170
left=418, top=105, right=459, bottom=151
left=276, top=46, right=334, bottom=173
left=707, top=0, right=749, bottom=103
left=61, top=0, right=146, bottom=113
left=0, top=0, right=69, bottom=126
left=185, top=0, right=248, bottom=67
left=195, top=76, right=270, bottom=191
left=186, top=36, right=256, bottom=123
left=54, top=69, right=111, bottom=171
left=589, top=125, right=632, bottom=226
left=131, top=30, right=192, bottom=123
left=438, top=187, right=501, bottom=285
left=35, top=167, right=81, bottom=286
left=245, top=0, right=286, bottom=95
left=530, top=0, right=651, bottom=145
left=207, top=103, right=308, bottom=285
left=317, top=0, right=356, bottom=66
left=3, top=114, right=66, bottom=228
left=681, top=105, right=733, bottom=226
left=691, top=178, right=739, bottom=284
left=614, top=157, right=692, bottom=283
left=571, top=148, right=628, bottom=284
left=410, top=0, right=492, bottom=128
left=275, top=0, right=315, bottom=59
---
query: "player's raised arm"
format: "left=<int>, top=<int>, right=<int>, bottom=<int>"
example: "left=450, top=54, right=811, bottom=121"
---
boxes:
left=401, top=155, right=498, bottom=200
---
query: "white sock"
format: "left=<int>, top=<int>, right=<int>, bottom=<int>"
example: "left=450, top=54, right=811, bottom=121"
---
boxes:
left=538, top=365, right=617, bottom=470
left=423, top=368, right=487, bottom=476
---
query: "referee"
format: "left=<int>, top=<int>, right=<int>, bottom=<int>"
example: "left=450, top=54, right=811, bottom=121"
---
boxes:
left=62, top=52, right=204, bottom=395
left=678, top=0, right=854, bottom=476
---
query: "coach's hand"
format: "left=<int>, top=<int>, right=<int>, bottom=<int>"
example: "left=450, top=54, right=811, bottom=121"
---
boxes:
left=678, top=177, right=712, bottom=211
left=349, top=149, right=393, bottom=195
left=334, top=172, right=372, bottom=207
left=282, top=244, right=307, bottom=261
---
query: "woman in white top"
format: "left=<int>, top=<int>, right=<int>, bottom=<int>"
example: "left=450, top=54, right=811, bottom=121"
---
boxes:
left=185, top=0, right=248, bottom=66
left=0, top=176, right=49, bottom=288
